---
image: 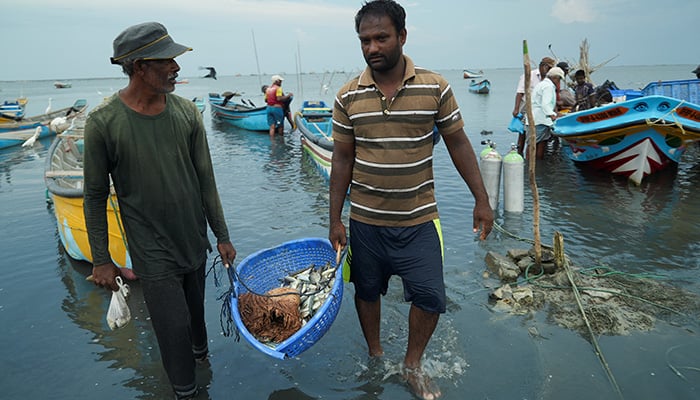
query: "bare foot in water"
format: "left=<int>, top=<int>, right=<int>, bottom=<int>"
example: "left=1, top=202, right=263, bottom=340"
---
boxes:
left=402, top=366, right=441, bottom=400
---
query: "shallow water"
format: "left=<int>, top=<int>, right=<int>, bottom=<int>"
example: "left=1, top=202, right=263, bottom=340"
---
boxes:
left=1, top=65, right=699, bottom=399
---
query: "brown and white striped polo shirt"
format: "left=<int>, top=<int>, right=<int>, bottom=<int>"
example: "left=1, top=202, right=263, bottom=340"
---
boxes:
left=332, top=55, right=464, bottom=227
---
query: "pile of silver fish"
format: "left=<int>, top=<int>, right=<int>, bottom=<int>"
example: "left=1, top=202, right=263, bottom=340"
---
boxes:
left=280, top=262, right=337, bottom=324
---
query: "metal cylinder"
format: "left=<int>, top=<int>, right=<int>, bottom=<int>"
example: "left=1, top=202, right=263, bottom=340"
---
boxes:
left=503, top=145, right=524, bottom=213
left=480, top=145, right=502, bottom=211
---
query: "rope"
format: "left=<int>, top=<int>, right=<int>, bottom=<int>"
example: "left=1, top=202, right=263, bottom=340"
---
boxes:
left=523, top=263, right=690, bottom=318
left=210, top=255, right=337, bottom=339
left=665, top=344, right=700, bottom=382
left=644, top=99, right=687, bottom=136
left=563, top=257, right=625, bottom=399
left=495, top=221, right=698, bottom=397
left=492, top=221, right=552, bottom=250
left=107, top=193, right=129, bottom=254
left=578, top=266, right=668, bottom=280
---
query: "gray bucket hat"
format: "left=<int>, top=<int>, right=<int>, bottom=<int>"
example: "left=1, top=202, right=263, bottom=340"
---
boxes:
left=110, top=22, right=192, bottom=65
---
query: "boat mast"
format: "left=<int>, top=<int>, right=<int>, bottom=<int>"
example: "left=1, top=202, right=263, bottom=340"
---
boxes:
left=251, top=29, right=262, bottom=89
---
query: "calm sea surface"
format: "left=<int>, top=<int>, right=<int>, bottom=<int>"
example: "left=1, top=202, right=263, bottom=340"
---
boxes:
left=1, top=65, right=698, bottom=400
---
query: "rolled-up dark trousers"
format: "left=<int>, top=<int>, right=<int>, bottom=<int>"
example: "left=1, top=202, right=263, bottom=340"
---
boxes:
left=140, top=262, right=208, bottom=397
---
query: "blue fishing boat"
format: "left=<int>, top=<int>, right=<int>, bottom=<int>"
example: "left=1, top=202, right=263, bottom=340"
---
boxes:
left=0, top=97, right=28, bottom=122
left=208, top=92, right=267, bottom=131
left=0, top=98, right=88, bottom=149
left=295, top=100, right=333, bottom=180
left=553, top=95, right=700, bottom=184
left=469, top=79, right=490, bottom=94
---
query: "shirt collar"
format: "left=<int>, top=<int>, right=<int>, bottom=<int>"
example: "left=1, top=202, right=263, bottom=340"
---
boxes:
left=357, top=55, right=416, bottom=87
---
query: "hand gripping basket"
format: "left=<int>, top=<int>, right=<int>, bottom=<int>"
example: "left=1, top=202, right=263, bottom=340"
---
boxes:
left=230, top=238, right=343, bottom=359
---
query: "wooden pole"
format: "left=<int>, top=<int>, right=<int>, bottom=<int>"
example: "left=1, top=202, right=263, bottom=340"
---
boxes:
left=522, top=40, right=542, bottom=265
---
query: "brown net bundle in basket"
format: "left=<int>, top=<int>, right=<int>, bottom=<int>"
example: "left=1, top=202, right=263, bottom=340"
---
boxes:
left=238, top=287, right=302, bottom=343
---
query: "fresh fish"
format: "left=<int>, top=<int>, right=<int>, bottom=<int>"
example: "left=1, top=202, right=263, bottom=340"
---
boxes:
left=279, top=262, right=338, bottom=323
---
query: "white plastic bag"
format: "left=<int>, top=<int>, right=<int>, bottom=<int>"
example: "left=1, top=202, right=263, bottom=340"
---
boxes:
left=106, top=276, right=131, bottom=330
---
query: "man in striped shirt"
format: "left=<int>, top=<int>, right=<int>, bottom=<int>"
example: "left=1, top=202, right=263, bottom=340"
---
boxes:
left=329, top=1, right=493, bottom=399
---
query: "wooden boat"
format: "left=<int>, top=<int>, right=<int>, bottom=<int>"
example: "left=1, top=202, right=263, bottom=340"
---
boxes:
left=0, top=97, right=28, bottom=122
left=463, top=69, right=483, bottom=79
left=295, top=100, right=333, bottom=180
left=44, top=116, right=133, bottom=273
left=208, top=92, right=267, bottom=131
left=553, top=95, right=700, bottom=184
left=469, top=79, right=491, bottom=94
left=192, top=97, right=205, bottom=114
left=54, top=81, right=72, bottom=89
left=0, top=98, right=87, bottom=149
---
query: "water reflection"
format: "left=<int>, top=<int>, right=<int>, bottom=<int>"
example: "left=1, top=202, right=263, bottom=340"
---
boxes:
left=54, top=223, right=184, bottom=399
left=501, top=143, right=700, bottom=282
left=0, top=137, right=51, bottom=188
left=267, top=387, right=315, bottom=400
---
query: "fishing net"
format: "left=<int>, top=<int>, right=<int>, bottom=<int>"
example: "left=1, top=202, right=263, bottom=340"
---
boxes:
left=238, top=287, right=302, bottom=343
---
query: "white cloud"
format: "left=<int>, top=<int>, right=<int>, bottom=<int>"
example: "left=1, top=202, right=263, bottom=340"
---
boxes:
left=551, top=0, right=597, bottom=23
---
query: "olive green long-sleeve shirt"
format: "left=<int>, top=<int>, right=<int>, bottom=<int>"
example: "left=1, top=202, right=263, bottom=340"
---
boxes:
left=83, top=93, right=230, bottom=279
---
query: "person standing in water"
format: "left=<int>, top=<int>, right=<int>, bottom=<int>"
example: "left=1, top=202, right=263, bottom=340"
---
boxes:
left=328, top=2, right=493, bottom=399
left=83, top=22, right=236, bottom=400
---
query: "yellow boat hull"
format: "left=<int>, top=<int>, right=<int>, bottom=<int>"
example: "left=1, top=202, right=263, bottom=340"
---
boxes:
left=52, top=194, right=131, bottom=269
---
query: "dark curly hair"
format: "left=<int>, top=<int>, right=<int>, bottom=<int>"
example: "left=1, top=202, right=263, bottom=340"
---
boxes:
left=354, top=0, right=406, bottom=34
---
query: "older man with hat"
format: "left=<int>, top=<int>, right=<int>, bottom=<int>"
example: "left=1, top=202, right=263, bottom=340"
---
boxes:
left=528, top=66, right=566, bottom=159
left=511, top=56, right=555, bottom=156
left=83, top=21, right=237, bottom=400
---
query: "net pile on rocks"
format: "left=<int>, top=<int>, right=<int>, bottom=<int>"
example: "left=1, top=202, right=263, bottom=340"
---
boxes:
left=485, top=247, right=700, bottom=336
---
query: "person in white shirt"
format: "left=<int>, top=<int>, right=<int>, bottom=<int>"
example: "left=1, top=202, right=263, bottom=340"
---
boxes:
left=511, top=57, right=555, bottom=155
left=529, top=66, right=565, bottom=159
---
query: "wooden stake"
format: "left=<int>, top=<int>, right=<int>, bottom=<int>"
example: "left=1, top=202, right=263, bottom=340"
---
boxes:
left=522, top=40, right=542, bottom=265
left=553, top=231, right=565, bottom=269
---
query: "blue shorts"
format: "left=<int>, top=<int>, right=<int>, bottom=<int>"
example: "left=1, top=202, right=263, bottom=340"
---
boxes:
left=347, top=219, right=446, bottom=313
left=266, top=106, right=284, bottom=127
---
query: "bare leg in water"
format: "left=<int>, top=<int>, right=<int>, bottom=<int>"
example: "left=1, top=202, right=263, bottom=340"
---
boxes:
left=403, top=305, right=441, bottom=400
left=355, top=296, right=441, bottom=399
left=355, top=296, right=383, bottom=357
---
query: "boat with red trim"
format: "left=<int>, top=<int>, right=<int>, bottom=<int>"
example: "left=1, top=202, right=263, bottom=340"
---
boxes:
left=552, top=95, right=700, bottom=184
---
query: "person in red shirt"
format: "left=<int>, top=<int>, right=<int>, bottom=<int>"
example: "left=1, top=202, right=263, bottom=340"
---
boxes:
left=265, top=75, right=293, bottom=136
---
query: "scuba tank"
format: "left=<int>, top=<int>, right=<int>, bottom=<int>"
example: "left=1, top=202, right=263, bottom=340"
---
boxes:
left=503, top=143, right=524, bottom=213
left=479, top=140, right=502, bottom=211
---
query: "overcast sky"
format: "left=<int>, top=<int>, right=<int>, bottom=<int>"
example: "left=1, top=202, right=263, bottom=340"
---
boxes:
left=2, top=0, right=697, bottom=81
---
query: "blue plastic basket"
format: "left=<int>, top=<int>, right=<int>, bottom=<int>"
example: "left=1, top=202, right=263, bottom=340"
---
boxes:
left=230, top=238, right=343, bottom=359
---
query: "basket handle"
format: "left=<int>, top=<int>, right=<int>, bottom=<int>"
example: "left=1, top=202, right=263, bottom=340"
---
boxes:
left=225, top=263, right=237, bottom=294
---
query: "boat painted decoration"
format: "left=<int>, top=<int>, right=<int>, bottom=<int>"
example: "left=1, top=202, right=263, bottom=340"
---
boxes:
left=208, top=92, right=268, bottom=131
left=295, top=100, right=333, bottom=180
left=553, top=95, right=700, bottom=184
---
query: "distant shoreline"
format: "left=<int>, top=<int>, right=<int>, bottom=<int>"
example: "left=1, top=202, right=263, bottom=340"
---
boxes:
left=2, top=64, right=696, bottom=84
